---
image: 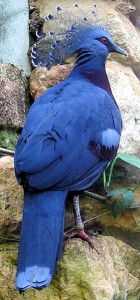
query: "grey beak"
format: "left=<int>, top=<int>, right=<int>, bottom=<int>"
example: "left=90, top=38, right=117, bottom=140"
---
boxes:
left=115, top=45, right=128, bottom=57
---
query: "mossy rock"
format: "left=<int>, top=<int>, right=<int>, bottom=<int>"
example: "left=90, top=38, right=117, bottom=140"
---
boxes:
left=0, top=237, right=140, bottom=300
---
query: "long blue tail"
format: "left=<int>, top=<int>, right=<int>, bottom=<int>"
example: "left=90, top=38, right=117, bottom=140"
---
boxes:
left=16, top=190, right=67, bottom=291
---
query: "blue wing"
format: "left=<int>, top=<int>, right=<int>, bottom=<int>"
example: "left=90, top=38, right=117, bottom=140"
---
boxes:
left=14, top=78, right=122, bottom=191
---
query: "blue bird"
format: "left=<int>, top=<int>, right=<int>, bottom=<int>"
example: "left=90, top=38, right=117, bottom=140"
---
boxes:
left=14, top=26, right=127, bottom=291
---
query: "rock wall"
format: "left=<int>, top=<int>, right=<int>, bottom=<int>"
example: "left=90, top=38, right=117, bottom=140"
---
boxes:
left=0, top=0, right=140, bottom=299
left=0, top=0, right=31, bottom=74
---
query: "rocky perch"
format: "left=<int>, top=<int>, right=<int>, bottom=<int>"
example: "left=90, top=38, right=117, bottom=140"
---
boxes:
left=0, top=237, right=140, bottom=300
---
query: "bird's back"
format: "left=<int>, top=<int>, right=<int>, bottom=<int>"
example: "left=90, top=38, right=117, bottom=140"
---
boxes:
left=15, top=77, right=121, bottom=191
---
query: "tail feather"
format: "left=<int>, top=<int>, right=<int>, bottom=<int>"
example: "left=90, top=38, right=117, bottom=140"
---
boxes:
left=16, top=190, right=67, bottom=291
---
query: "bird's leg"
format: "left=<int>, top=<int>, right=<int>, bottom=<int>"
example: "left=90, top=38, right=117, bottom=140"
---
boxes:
left=73, top=194, right=84, bottom=230
left=65, top=195, right=94, bottom=249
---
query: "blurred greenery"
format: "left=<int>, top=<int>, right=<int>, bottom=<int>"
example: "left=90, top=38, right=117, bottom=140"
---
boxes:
left=0, top=130, right=18, bottom=151
left=103, top=153, right=140, bottom=217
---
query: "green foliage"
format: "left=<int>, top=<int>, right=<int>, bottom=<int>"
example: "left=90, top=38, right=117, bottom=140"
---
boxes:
left=107, top=189, right=134, bottom=218
left=104, top=153, right=140, bottom=189
left=107, top=188, right=128, bottom=197
left=103, top=152, right=140, bottom=218
left=116, top=153, right=140, bottom=168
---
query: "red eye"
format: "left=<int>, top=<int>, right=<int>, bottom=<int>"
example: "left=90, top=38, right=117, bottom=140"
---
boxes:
left=101, top=37, right=108, bottom=44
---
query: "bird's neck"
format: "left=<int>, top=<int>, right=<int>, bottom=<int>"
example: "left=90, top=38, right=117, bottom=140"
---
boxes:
left=69, top=51, right=114, bottom=99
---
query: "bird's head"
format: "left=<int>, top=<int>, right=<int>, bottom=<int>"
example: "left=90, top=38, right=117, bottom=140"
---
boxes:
left=75, top=26, right=128, bottom=61
left=31, top=25, right=128, bottom=69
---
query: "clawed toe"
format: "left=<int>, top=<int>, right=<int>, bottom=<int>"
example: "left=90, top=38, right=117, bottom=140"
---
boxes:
left=64, top=229, right=99, bottom=252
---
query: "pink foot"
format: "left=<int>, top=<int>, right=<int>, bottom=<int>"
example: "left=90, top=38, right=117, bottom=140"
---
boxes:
left=64, top=229, right=98, bottom=251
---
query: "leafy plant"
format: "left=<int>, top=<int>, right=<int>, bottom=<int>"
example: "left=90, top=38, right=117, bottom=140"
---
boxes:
left=103, top=153, right=140, bottom=189
left=107, top=188, right=134, bottom=218
left=103, top=153, right=140, bottom=217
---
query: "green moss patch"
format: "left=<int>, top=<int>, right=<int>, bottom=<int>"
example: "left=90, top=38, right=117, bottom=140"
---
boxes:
left=0, top=130, right=18, bottom=151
